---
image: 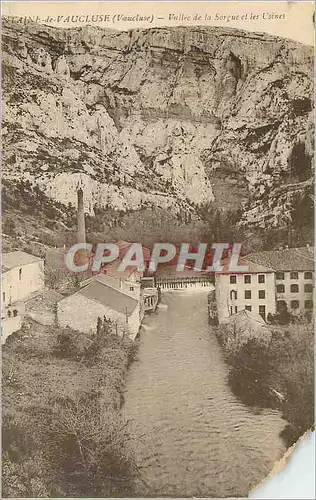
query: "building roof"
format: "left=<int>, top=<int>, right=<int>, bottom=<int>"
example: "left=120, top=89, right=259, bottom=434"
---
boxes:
left=78, top=279, right=138, bottom=317
left=104, top=260, right=142, bottom=279
left=219, top=256, right=274, bottom=274
left=245, top=247, right=314, bottom=272
left=222, top=309, right=266, bottom=326
left=2, top=251, right=43, bottom=271
left=115, top=240, right=152, bottom=262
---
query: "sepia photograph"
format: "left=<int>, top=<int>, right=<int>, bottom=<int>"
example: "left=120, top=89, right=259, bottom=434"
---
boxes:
left=1, top=1, right=314, bottom=498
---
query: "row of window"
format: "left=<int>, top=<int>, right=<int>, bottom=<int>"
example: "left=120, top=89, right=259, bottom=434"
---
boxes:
left=244, top=305, right=266, bottom=313
left=231, top=300, right=313, bottom=315
left=230, top=271, right=313, bottom=285
left=276, top=271, right=313, bottom=280
left=276, top=283, right=313, bottom=293
left=230, top=274, right=265, bottom=284
left=230, top=283, right=313, bottom=300
left=230, top=289, right=266, bottom=300
left=278, top=300, right=313, bottom=310
left=230, top=305, right=266, bottom=318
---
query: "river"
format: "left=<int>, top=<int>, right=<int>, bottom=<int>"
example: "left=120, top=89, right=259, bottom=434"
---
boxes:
left=124, top=290, right=287, bottom=498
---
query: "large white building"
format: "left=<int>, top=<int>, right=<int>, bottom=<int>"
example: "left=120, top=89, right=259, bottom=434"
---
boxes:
left=2, top=251, right=44, bottom=342
left=215, top=246, right=314, bottom=324
left=215, top=259, right=276, bottom=323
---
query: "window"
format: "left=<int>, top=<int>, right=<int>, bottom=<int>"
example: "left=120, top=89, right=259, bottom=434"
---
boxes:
left=304, top=284, right=313, bottom=293
left=258, top=274, right=265, bottom=284
left=276, top=284, right=285, bottom=293
left=235, top=306, right=238, bottom=313
left=304, top=272, right=313, bottom=280
left=277, top=300, right=287, bottom=313
left=259, top=305, right=266, bottom=321
left=19, top=268, right=22, bottom=280
left=276, top=272, right=285, bottom=280
left=258, top=290, right=265, bottom=299
left=290, top=271, right=299, bottom=279
left=230, top=275, right=237, bottom=284
left=2, top=292, right=5, bottom=304
left=245, top=305, right=252, bottom=312
left=290, top=284, right=299, bottom=293
left=230, top=306, right=233, bottom=315
left=245, top=290, right=251, bottom=299
left=305, top=300, right=313, bottom=310
left=290, top=300, right=299, bottom=310
left=129, top=286, right=134, bottom=292
left=230, top=290, right=237, bottom=300
left=244, top=275, right=251, bottom=284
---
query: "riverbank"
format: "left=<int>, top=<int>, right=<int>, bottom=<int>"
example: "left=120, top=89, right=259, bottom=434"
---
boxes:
left=124, top=291, right=286, bottom=498
left=2, top=319, right=138, bottom=498
left=214, top=319, right=314, bottom=447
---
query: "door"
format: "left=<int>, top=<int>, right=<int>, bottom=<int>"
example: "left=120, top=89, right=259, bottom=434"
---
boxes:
left=259, top=305, right=266, bottom=321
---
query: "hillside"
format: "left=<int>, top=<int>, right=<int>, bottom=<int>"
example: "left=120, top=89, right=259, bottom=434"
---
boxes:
left=2, top=19, right=314, bottom=246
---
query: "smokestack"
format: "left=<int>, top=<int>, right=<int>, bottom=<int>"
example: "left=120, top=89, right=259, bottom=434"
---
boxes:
left=77, top=188, right=86, bottom=244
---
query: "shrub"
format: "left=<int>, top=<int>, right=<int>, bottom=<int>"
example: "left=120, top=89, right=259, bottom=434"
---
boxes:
left=47, top=395, right=137, bottom=497
left=2, top=320, right=139, bottom=497
left=224, top=323, right=314, bottom=447
left=227, top=339, right=273, bottom=407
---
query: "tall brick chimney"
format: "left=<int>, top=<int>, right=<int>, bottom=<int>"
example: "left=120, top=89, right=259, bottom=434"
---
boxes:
left=77, top=187, right=86, bottom=244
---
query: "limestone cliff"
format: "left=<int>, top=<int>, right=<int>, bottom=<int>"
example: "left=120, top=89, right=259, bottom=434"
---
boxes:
left=2, top=19, right=313, bottom=227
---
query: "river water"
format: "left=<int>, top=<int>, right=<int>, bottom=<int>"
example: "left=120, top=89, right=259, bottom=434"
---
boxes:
left=124, top=291, right=286, bottom=498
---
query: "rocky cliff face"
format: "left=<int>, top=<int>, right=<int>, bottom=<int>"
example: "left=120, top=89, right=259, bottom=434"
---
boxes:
left=2, top=20, right=313, bottom=227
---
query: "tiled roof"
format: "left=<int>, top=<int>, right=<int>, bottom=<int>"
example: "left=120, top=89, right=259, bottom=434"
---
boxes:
left=246, top=247, right=314, bottom=272
left=104, top=260, right=142, bottom=279
left=3, top=251, right=43, bottom=270
left=78, top=280, right=138, bottom=316
left=114, top=241, right=152, bottom=262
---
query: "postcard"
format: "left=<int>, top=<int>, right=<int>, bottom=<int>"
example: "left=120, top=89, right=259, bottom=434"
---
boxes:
left=1, top=1, right=314, bottom=498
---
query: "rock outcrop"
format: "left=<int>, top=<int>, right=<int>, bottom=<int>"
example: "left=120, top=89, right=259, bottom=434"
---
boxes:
left=2, top=19, right=313, bottom=226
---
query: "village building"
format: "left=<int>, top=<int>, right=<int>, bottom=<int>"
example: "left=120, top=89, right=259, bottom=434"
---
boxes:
left=215, top=259, right=276, bottom=323
left=2, top=251, right=44, bottom=342
left=57, top=275, right=144, bottom=339
left=214, top=246, right=314, bottom=324
left=245, top=246, right=314, bottom=317
left=98, top=243, right=159, bottom=313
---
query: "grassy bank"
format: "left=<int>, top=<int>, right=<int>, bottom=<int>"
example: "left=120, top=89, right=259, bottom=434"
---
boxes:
left=215, top=321, right=314, bottom=447
left=2, top=319, right=139, bottom=498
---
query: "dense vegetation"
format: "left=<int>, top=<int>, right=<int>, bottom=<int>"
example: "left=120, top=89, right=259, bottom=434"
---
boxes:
left=3, top=179, right=313, bottom=265
left=2, top=319, right=139, bottom=497
left=215, top=322, right=314, bottom=447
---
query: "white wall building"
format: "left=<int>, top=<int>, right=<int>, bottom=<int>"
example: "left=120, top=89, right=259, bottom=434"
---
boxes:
left=2, top=251, right=44, bottom=342
left=215, top=260, right=276, bottom=323
left=215, top=246, right=314, bottom=324
left=57, top=276, right=144, bottom=339
left=2, top=251, right=44, bottom=306
left=246, top=247, right=314, bottom=316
